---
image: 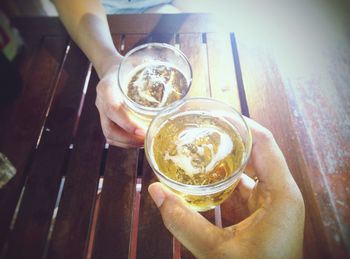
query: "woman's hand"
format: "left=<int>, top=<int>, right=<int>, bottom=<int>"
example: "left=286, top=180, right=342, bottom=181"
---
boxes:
left=95, top=54, right=145, bottom=148
left=148, top=118, right=305, bottom=258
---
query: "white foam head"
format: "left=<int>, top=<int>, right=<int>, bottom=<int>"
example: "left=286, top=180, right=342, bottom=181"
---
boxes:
left=124, top=62, right=188, bottom=107
left=164, top=127, right=234, bottom=176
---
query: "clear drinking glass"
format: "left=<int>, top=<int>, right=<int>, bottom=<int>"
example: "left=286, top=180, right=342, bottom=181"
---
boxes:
left=118, top=43, right=192, bottom=130
left=145, top=98, right=252, bottom=211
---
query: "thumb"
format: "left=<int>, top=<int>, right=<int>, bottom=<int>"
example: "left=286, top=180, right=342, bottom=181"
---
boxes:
left=148, top=182, right=226, bottom=257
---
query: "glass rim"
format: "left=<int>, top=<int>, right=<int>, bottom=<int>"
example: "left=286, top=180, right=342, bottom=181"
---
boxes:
left=144, top=97, right=253, bottom=192
left=117, top=42, right=193, bottom=113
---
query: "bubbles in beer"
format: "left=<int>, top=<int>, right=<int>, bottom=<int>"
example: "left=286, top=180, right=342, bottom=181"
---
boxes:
left=152, top=112, right=245, bottom=186
left=126, top=63, right=188, bottom=108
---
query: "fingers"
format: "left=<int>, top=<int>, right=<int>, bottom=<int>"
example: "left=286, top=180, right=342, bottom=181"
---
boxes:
left=237, top=173, right=255, bottom=201
left=244, top=117, right=295, bottom=192
left=105, top=101, right=145, bottom=136
left=244, top=117, right=304, bottom=214
left=99, top=113, right=144, bottom=148
left=100, top=85, right=145, bottom=136
left=96, top=78, right=146, bottom=148
left=244, top=161, right=256, bottom=178
left=148, top=183, right=227, bottom=258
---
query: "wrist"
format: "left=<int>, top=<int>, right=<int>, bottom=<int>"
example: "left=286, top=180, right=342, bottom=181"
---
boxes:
left=94, top=51, right=123, bottom=79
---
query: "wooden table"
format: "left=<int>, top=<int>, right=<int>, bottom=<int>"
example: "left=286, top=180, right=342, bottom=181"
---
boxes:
left=0, top=14, right=349, bottom=259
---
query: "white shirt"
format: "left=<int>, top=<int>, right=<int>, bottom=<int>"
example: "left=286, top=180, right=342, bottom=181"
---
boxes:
left=101, top=0, right=173, bottom=14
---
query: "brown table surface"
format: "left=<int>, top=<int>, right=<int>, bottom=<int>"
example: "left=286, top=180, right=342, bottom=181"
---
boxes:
left=0, top=14, right=349, bottom=259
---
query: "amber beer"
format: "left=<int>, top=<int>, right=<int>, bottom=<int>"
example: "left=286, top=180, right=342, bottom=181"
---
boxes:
left=145, top=98, right=252, bottom=211
left=126, top=63, right=188, bottom=108
left=118, top=43, right=192, bottom=129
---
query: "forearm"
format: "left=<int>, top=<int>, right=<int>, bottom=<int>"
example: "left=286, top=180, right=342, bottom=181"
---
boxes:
left=52, top=0, right=121, bottom=77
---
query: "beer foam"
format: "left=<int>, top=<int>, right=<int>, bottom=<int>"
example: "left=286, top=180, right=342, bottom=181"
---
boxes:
left=165, top=127, right=234, bottom=175
left=126, top=62, right=184, bottom=107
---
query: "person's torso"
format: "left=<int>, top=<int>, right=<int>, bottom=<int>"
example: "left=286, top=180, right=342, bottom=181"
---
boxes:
left=101, top=0, right=173, bottom=14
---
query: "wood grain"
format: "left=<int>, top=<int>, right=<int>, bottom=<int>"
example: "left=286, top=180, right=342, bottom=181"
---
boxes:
left=234, top=37, right=334, bottom=259
left=4, top=42, right=90, bottom=259
left=206, top=32, right=240, bottom=110
left=91, top=147, right=138, bottom=259
left=137, top=161, right=173, bottom=259
left=178, top=33, right=213, bottom=259
left=135, top=32, right=175, bottom=259
left=87, top=33, right=138, bottom=259
left=270, top=34, right=350, bottom=257
left=0, top=36, right=68, bottom=252
left=47, top=70, right=105, bottom=259
left=179, top=33, right=210, bottom=98
left=208, top=33, right=250, bottom=227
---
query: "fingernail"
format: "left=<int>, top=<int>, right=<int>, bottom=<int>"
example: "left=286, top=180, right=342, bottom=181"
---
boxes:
left=148, top=183, right=165, bottom=208
left=135, top=128, right=146, bottom=137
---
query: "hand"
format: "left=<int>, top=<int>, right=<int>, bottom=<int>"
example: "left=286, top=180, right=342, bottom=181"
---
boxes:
left=148, top=118, right=305, bottom=259
left=95, top=54, right=145, bottom=148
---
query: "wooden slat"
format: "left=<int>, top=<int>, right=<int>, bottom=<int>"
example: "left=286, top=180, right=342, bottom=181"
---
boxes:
left=206, top=33, right=240, bottom=110
left=0, top=33, right=56, bottom=141
left=87, top=33, right=124, bottom=259
left=89, top=35, right=137, bottom=258
left=234, top=37, right=334, bottom=259
left=47, top=70, right=105, bottom=259
left=0, top=36, right=68, bottom=251
left=149, top=33, right=175, bottom=44
left=137, top=161, right=173, bottom=259
left=179, top=33, right=210, bottom=98
left=178, top=33, right=213, bottom=259
left=136, top=33, right=175, bottom=259
left=112, top=33, right=123, bottom=52
left=4, top=43, right=90, bottom=259
left=206, top=33, right=250, bottom=227
left=270, top=34, right=350, bottom=257
left=91, top=147, right=138, bottom=259
left=114, top=33, right=150, bottom=56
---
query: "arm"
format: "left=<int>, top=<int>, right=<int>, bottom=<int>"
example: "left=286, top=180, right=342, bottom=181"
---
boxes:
left=52, top=0, right=145, bottom=148
left=52, top=0, right=120, bottom=78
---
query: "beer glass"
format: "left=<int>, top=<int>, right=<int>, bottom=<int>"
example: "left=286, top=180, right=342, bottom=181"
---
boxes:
left=145, top=98, right=252, bottom=211
left=118, top=43, right=192, bottom=130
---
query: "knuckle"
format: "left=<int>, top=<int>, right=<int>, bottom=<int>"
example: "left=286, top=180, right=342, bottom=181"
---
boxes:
left=107, top=103, right=122, bottom=116
left=124, top=124, right=135, bottom=134
left=103, top=129, right=113, bottom=140
left=257, top=128, right=274, bottom=143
